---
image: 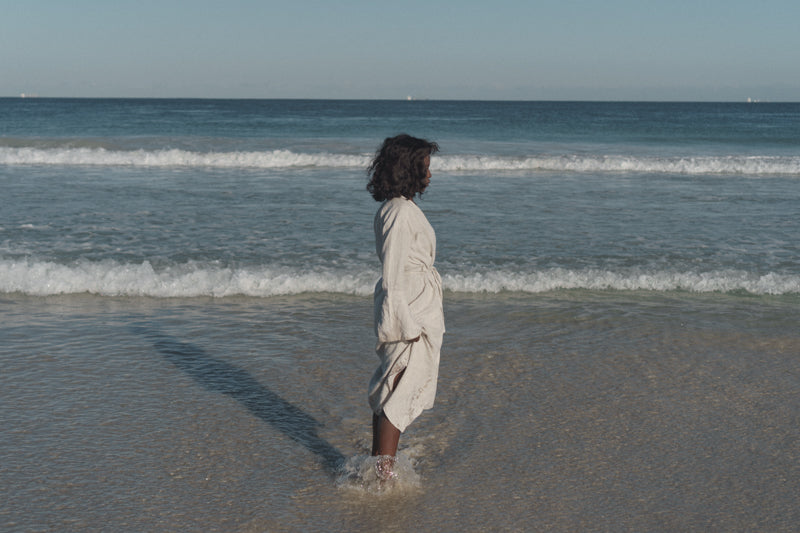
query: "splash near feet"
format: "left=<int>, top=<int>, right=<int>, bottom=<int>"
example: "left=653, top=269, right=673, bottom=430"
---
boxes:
left=335, top=453, right=421, bottom=494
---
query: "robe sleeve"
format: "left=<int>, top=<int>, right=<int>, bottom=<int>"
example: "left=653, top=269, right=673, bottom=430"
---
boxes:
left=375, top=204, right=422, bottom=343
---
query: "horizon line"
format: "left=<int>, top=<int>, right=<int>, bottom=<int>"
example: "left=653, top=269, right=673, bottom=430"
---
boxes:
left=4, top=95, right=798, bottom=104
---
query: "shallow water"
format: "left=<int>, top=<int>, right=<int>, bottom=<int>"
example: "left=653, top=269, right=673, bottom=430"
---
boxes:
left=2, top=291, right=797, bottom=531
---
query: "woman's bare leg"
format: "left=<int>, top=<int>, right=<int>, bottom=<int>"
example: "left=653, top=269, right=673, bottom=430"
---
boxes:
left=371, top=369, right=405, bottom=457
left=371, top=369, right=406, bottom=480
left=371, top=412, right=401, bottom=456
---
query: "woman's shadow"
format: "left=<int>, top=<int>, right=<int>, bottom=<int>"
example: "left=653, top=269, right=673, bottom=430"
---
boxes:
left=131, top=324, right=344, bottom=474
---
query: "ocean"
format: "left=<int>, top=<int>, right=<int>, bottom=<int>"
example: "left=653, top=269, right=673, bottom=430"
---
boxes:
left=1, top=98, right=798, bottom=531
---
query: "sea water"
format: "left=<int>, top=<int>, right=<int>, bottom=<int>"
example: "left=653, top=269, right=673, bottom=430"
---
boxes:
left=1, top=99, right=798, bottom=531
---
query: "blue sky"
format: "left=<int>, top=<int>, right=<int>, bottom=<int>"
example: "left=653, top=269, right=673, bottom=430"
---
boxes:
left=2, top=0, right=798, bottom=100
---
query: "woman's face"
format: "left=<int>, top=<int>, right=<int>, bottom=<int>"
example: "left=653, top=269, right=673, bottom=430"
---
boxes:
left=422, top=155, right=432, bottom=190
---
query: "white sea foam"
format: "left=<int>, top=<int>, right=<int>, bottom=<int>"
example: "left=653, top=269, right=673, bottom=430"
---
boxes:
left=0, top=147, right=369, bottom=169
left=1, top=259, right=797, bottom=297
left=443, top=269, right=800, bottom=296
left=0, top=259, right=376, bottom=297
left=435, top=154, right=800, bottom=175
left=2, top=146, right=798, bottom=175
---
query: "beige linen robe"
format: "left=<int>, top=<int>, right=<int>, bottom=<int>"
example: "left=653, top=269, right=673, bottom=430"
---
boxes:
left=368, top=196, right=445, bottom=433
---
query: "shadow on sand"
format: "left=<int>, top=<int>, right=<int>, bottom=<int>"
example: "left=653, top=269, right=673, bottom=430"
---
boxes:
left=131, top=324, right=344, bottom=474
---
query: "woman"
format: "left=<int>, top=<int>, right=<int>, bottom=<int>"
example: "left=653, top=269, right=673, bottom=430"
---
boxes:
left=366, top=134, right=445, bottom=480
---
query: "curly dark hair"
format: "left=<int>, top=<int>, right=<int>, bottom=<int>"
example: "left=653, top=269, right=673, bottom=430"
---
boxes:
left=366, top=134, right=439, bottom=202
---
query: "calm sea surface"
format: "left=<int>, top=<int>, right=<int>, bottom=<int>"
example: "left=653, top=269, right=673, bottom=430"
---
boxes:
left=1, top=99, right=798, bottom=531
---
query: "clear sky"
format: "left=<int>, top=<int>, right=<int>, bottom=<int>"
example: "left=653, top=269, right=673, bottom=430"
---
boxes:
left=2, top=0, right=799, bottom=101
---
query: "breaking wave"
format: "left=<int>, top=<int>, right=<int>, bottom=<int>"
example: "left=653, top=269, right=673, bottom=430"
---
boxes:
left=2, top=258, right=797, bottom=297
left=0, top=146, right=368, bottom=169
left=2, top=146, right=799, bottom=175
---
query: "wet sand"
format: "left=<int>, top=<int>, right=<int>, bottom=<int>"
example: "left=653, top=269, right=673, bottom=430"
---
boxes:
left=1, top=292, right=798, bottom=531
